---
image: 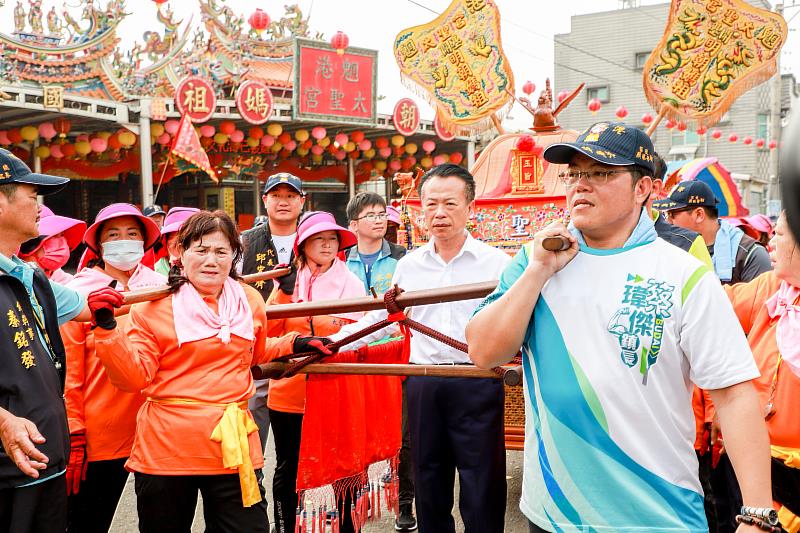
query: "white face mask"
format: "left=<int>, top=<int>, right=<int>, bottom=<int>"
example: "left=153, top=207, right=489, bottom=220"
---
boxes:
left=101, top=240, right=144, bottom=271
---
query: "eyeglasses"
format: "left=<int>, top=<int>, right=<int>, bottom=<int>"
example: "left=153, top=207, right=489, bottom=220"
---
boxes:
left=558, top=169, right=631, bottom=187
left=665, top=208, right=691, bottom=222
left=355, top=212, right=388, bottom=222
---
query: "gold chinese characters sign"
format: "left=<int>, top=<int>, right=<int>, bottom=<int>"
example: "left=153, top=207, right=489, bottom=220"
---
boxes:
left=393, top=0, right=514, bottom=129
left=643, top=0, right=787, bottom=126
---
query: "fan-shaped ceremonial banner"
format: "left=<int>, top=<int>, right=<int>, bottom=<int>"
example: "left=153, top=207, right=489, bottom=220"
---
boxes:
left=643, top=0, right=787, bottom=126
left=393, top=0, right=514, bottom=131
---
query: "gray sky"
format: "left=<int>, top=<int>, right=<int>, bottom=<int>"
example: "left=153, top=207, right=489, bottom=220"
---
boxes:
left=2, top=0, right=798, bottom=130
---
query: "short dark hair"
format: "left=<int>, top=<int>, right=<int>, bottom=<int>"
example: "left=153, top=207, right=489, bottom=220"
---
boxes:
left=417, top=163, right=475, bottom=203
left=702, top=206, right=719, bottom=220
left=346, top=192, right=386, bottom=222
left=0, top=183, right=18, bottom=199
left=168, top=210, right=242, bottom=292
left=652, top=153, right=667, bottom=181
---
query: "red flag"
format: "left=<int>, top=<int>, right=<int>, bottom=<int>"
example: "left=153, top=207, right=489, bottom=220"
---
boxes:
left=171, top=114, right=217, bottom=182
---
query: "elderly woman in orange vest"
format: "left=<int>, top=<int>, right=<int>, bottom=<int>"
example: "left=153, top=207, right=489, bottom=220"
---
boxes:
left=266, top=211, right=365, bottom=533
left=60, top=203, right=165, bottom=533
left=725, top=212, right=800, bottom=532
left=84, top=210, right=331, bottom=533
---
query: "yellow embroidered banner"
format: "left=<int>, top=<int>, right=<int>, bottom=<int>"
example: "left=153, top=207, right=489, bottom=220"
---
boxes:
left=393, top=0, right=514, bottom=129
left=643, top=0, right=787, bottom=126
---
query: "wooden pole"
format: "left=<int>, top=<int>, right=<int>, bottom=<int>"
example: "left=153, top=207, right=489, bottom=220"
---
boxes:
left=645, top=106, right=670, bottom=138
left=122, top=267, right=291, bottom=305
left=490, top=113, right=505, bottom=135
left=265, top=280, right=497, bottom=320
left=252, top=361, right=523, bottom=386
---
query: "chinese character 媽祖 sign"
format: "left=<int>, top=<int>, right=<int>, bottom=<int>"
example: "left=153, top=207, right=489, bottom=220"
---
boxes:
left=643, top=0, right=787, bottom=126
left=236, top=80, right=274, bottom=125
left=393, top=0, right=514, bottom=129
left=293, top=38, right=377, bottom=126
left=175, top=76, right=217, bottom=123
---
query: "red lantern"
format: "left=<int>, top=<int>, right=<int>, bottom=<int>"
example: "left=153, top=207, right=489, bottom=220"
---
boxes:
left=641, top=113, right=653, bottom=125
left=53, top=118, right=71, bottom=138
left=449, top=152, right=464, bottom=165
left=248, top=8, right=270, bottom=35
left=615, top=106, right=628, bottom=119
left=676, top=121, right=687, bottom=132
left=152, top=0, right=168, bottom=4
left=219, top=121, right=236, bottom=136
left=587, top=98, right=602, bottom=114
left=351, top=131, right=365, bottom=143
left=768, top=140, right=777, bottom=150
left=696, top=126, right=708, bottom=136
left=711, top=129, right=722, bottom=140
left=331, top=31, right=349, bottom=55
left=557, top=90, right=569, bottom=103
left=522, top=81, right=536, bottom=96
left=728, top=133, right=738, bottom=143
left=756, top=138, right=765, bottom=149
left=665, top=119, right=676, bottom=130
left=743, top=136, right=753, bottom=145
left=375, top=137, right=389, bottom=149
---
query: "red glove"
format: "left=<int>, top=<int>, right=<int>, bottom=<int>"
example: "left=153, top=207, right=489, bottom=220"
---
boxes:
left=87, top=287, right=124, bottom=330
left=65, top=432, right=87, bottom=496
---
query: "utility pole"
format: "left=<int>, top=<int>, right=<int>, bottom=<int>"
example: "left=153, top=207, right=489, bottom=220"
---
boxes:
left=767, top=3, right=784, bottom=212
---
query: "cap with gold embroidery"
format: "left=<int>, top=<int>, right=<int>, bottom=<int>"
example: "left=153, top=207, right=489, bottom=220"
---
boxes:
left=263, top=172, right=303, bottom=195
left=543, top=121, right=656, bottom=175
left=0, top=148, right=69, bottom=195
left=652, top=180, right=719, bottom=211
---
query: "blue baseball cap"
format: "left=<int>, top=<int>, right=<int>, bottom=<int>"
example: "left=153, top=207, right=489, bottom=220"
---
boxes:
left=263, top=172, right=303, bottom=195
left=543, top=121, right=657, bottom=176
left=652, top=180, right=719, bottom=211
left=0, top=148, right=69, bottom=195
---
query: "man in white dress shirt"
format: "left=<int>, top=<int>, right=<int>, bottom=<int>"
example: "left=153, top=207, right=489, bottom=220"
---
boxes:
left=330, top=164, right=510, bottom=533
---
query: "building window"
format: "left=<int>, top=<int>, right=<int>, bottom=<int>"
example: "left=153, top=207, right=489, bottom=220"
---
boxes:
left=757, top=113, right=770, bottom=143
left=671, top=130, right=700, bottom=146
left=587, top=86, right=610, bottom=103
left=635, top=52, right=649, bottom=70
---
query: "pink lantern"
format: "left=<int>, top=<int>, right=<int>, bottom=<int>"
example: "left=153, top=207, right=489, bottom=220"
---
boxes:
left=711, top=129, right=722, bottom=140
left=156, top=133, right=171, bottom=146
left=422, top=140, right=436, bottom=153
left=756, top=138, right=765, bottom=149
left=311, top=145, right=324, bottom=156
left=587, top=98, right=602, bottom=114
left=676, top=121, right=687, bottom=132
left=696, top=126, right=708, bottom=136
left=0, top=131, right=10, bottom=145
left=200, top=124, right=215, bottom=138
left=768, top=140, right=777, bottom=150
left=728, top=133, right=738, bottom=143
left=389, top=159, right=402, bottom=171
left=335, top=133, right=349, bottom=146
left=665, top=119, right=676, bottom=130
left=76, top=133, right=89, bottom=142
left=615, top=106, right=628, bottom=119
left=557, top=90, right=569, bottom=103
left=358, top=139, right=372, bottom=151
left=38, top=122, right=57, bottom=141
left=284, top=140, right=297, bottom=151
left=49, top=144, right=64, bottom=159
left=334, top=150, right=347, bottom=161
left=433, top=154, right=447, bottom=165
left=164, top=120, right=180, bottom=135
left=90, top=137, right=108, bottom=153
left=312, top=127, right=327, bottom=140
left=261, top=135, right=275, bottom=147
left=743, top=136, right=753, bottom=145
left=641, top=113, right=653, bottom=125
left=522, top=80, right=536, bottom=96
left=230, top=130, right=245, bottom=143
left=379, top=147, right=392, bottom=159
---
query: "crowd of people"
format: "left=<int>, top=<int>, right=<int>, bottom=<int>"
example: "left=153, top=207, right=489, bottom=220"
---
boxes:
left=0, top=116, right=797, bottom=533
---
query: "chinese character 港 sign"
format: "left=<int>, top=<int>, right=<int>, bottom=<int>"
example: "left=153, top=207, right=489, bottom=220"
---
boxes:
left=293, top=38, right=377, bottom=126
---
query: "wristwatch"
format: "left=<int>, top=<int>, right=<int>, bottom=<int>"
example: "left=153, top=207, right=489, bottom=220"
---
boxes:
left=741, top=506, right=780, bottom=526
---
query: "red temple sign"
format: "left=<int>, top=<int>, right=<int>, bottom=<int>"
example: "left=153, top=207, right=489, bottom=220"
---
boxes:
left=293, top=38, right=377, bottom=126
left=175, top=76, right=217, bottom=123
left=434, top=112, right=455, bottom=141
left=393, top=98, right=420, bottom=136
left=236, top=80, right=274, bottom=125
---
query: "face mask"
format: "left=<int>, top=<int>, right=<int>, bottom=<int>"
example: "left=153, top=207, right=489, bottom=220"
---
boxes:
left=37, top=236, right=70, bottom=272
left=101, top=240, right=144, bottom=271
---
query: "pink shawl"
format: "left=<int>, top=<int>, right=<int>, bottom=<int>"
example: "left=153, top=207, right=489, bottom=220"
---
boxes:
left=172, top=277, right=254, bottom=347
left=765, top=280, right=800, bottom=377
left=294, top=258, right=365, bottom=321
left=67, top=264, right=166, bottom=294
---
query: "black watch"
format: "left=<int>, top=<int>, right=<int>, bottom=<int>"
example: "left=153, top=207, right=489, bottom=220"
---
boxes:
left=741, top=506, right=779, bottom=526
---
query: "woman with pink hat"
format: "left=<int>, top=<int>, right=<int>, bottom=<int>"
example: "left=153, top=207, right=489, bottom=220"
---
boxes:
left=266, top=211, right=366, bottom=533
left=60, top=203, right=166, bottom=533
left=385, top=205, right=404, bottom=245
left=153, top=207, right=201, bottom=276
left=746, top=214, right=775, bottom=247
left=18, top=206, right=86, bottom=284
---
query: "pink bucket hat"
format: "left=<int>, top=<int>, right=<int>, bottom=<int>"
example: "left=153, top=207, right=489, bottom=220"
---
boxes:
left=294, top=211, right=357, bottom=254
left=726, top=217, right=760, bottom=240
left=161, top=207, right=200, bottom=235
left=386, top=205, right=402, bottom=225
left=37, top=206, right=87, bottom=251
left=745, top=214, right=774, bottom=237
left=83, top=203, right=161, bottom=253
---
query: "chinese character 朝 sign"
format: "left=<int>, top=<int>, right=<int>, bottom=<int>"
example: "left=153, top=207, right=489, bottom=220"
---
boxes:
left=293, top=38, right=377, bottom=126
left=393, top=0, right=514, bottom=129
left=643, top=0, right=787, bottom=126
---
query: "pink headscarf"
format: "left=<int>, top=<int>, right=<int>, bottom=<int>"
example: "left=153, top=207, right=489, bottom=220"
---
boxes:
left=765, top=281, right=800, bottom=377
left=172, top=278, right=254, bottom=347
left=67, top=264, right=166, bottom=294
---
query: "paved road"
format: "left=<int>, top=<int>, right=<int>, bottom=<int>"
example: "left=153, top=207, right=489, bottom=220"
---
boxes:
left=109, top=431, right=528, bottom=532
